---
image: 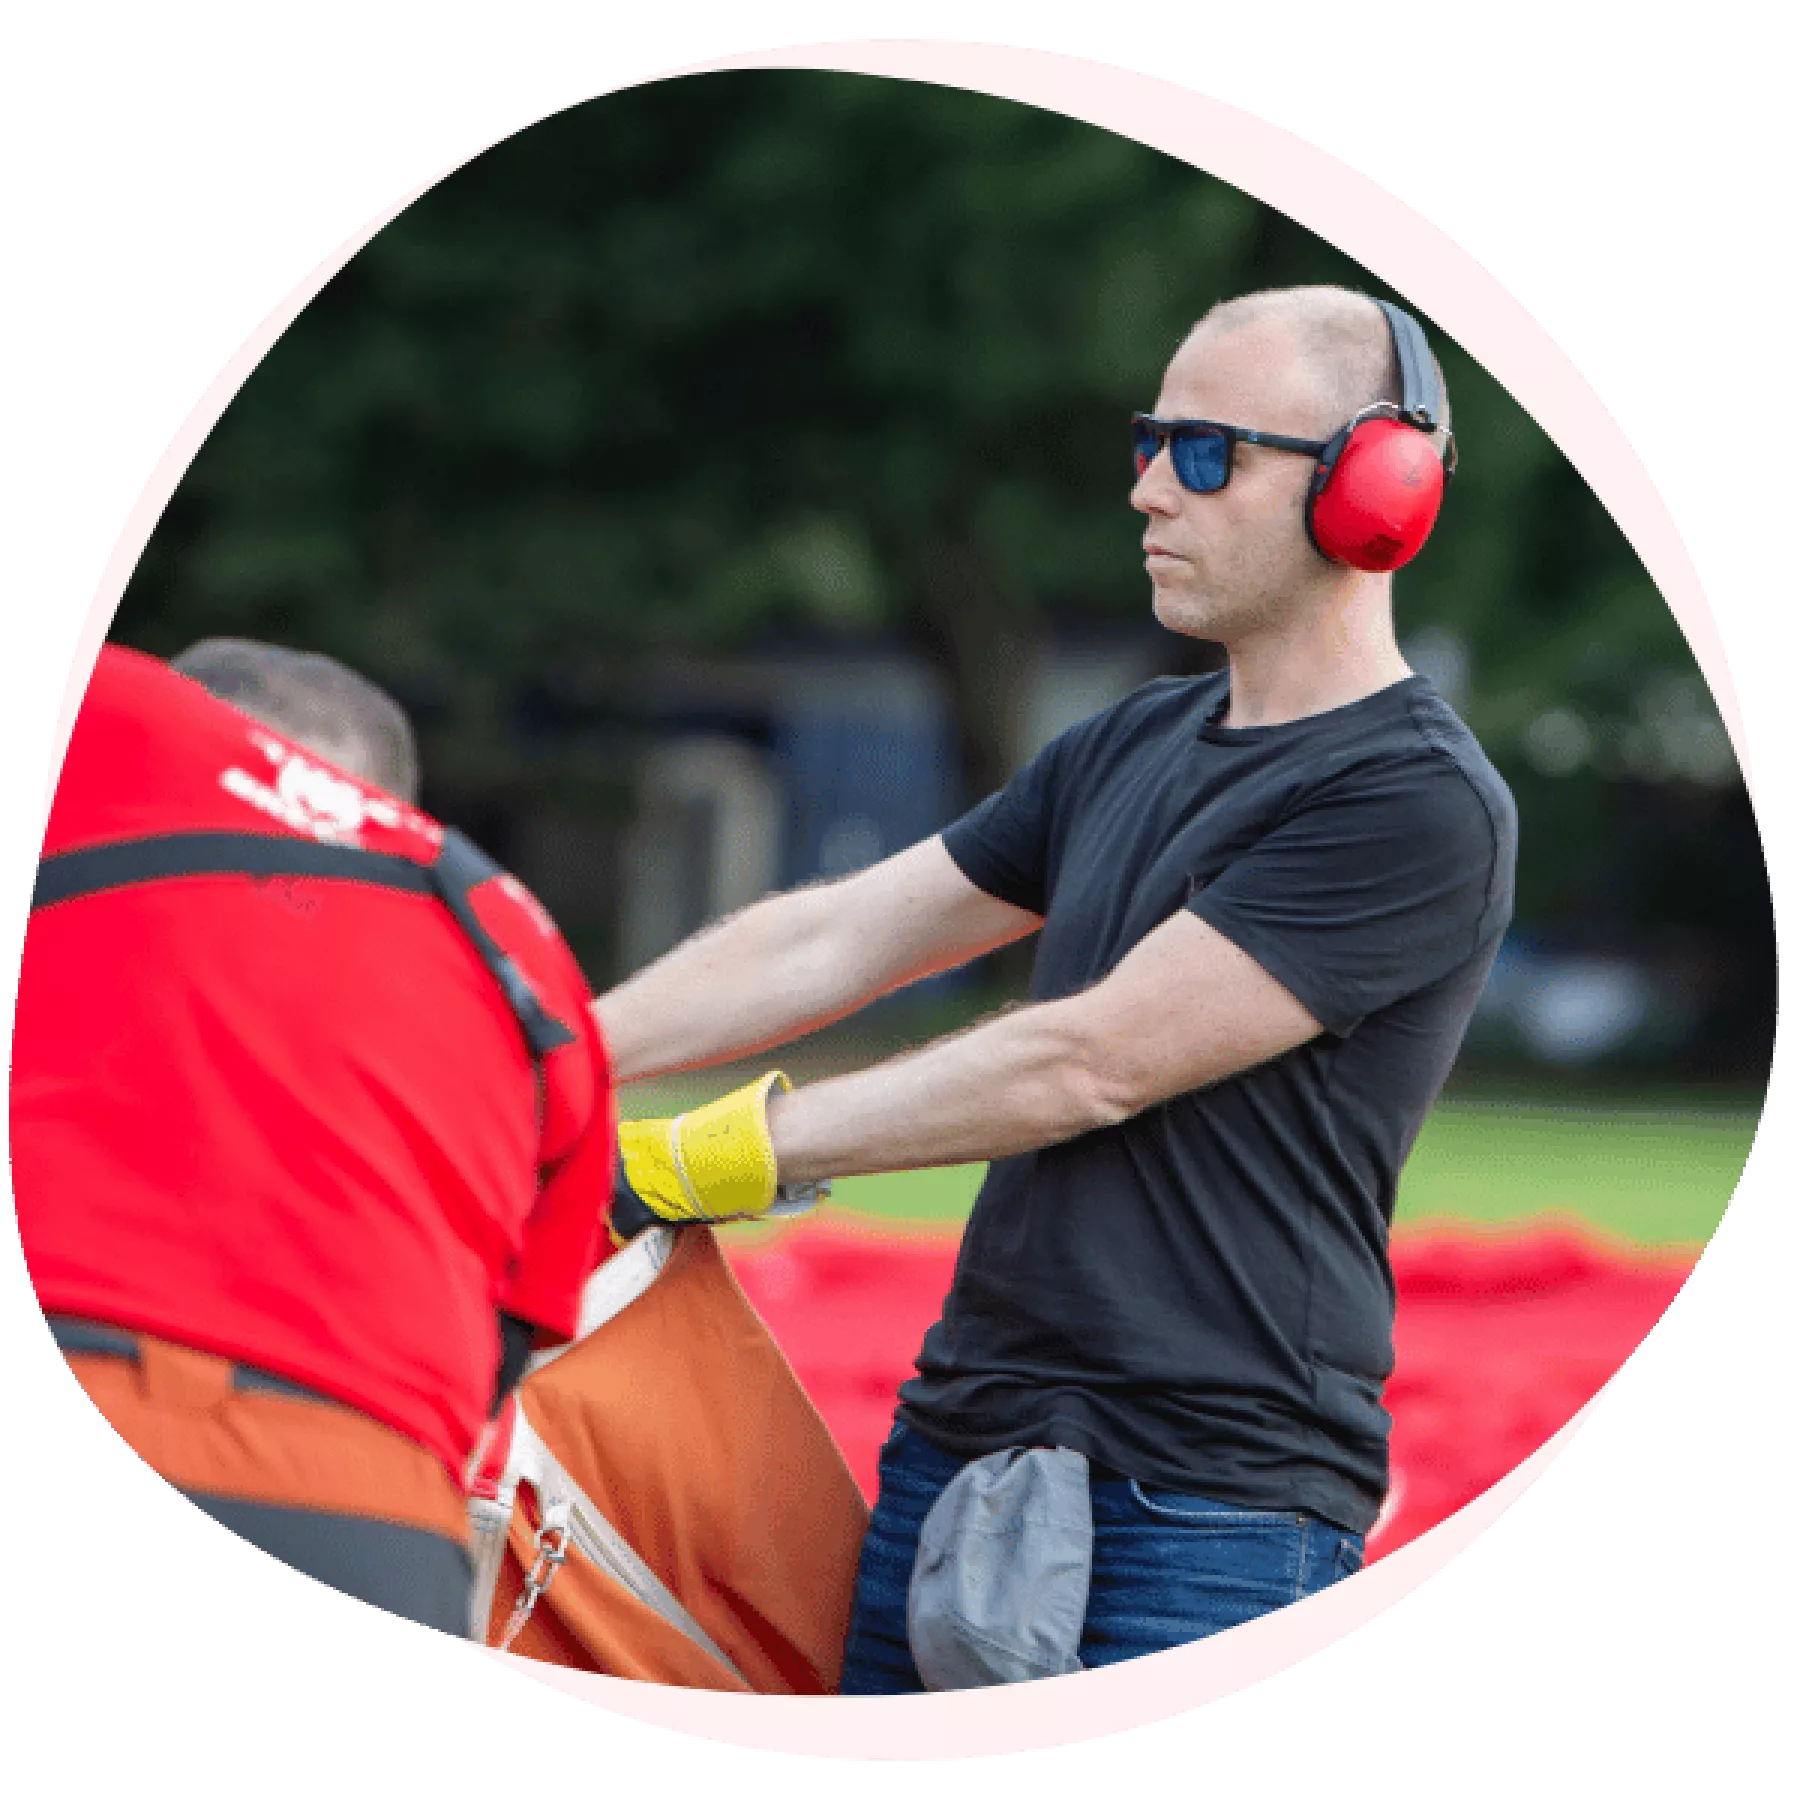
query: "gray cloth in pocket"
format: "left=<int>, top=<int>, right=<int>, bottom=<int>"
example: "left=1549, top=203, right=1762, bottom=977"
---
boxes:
left=906, top=1445, right=1092, bottom=1689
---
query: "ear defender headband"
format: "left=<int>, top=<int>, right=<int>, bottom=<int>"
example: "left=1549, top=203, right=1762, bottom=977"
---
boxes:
left=1304, top=299, right=1456, bottom=572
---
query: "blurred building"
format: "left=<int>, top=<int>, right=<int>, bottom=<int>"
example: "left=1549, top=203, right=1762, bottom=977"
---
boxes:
left=522, top=651, right=963, bottom=980
left=470, top=626, right=1772, bottom=1083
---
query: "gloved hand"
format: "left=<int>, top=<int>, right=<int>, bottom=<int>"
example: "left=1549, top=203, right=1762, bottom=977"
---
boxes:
left=608, top=1071, right=829, bottom=1244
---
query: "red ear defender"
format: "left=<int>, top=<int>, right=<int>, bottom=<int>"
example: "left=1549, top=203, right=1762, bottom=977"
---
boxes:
left=1306, top=412, right=1447, bottom=571
left=1304, top=298, right=1454, bottom=572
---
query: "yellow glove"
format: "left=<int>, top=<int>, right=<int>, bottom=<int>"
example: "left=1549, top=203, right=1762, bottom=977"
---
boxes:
left=614, top=1071, right=793, bottom=1231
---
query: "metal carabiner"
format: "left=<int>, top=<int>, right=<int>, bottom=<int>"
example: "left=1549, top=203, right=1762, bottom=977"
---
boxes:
left=495, top=1496, right=574, bottom=1653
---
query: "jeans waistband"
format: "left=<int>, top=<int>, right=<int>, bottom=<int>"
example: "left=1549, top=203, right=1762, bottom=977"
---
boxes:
left=47, top=1313, right=344, bottom=1407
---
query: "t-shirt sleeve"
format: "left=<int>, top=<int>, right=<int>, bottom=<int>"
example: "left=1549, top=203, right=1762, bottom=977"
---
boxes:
left=1187, top=754, right=1510, bottom=1036
left=939, top=736, right=1067, bottom=916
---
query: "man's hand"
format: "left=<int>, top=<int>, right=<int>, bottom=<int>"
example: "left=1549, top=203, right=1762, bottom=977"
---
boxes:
left=608, top=1071, right=830, bottom=1243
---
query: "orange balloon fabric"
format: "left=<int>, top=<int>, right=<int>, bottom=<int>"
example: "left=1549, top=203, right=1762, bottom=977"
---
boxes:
left=484, top=1226, right=870, bottom=1692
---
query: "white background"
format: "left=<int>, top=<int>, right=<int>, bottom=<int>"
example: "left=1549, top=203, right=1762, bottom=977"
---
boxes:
left=3, top=4, right=1792, bottom=1793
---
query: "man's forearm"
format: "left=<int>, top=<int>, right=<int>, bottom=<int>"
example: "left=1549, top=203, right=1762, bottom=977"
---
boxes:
left=765, top=998, right=1127, bottom=1182
left=594, top=887, right=858, bottom=1083
left=595, top=838, right=1043, bottom=1086
left=759, top=909, right=1322, bottom=1187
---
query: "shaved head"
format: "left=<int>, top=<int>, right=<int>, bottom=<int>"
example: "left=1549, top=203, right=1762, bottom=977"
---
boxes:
left=1135, top=284, right=1452, bottom=645
left=1183, top=286, right=1448, bottom=440
left=172, top=637, right=422, bottom=803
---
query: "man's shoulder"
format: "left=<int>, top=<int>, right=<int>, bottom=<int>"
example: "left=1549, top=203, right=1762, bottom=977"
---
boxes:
left=1296, top=686, right=1517, bottom=922
left=468, top=866, right=605, bottom=1149
left=1392, top=684, right=1518, bottom=839
left=1268, top=681, right=1515, bottom=874
left=473, top=869, right=596, bottom=1013
left=1299, top=680, right=1509, bottom=796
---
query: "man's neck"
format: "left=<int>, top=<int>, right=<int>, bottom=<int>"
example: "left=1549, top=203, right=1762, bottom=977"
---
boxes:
left=1218, top=585, right=1411, bottom=730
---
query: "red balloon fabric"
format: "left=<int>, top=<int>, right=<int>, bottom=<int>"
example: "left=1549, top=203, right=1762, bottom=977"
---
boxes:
left=727, top=1220, right=1696, bottom=1561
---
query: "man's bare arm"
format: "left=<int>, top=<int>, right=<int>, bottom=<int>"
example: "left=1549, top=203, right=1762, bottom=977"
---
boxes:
left=765, top=910, right=1324, bottom=1181
left=594, top=836, right=1042, bottom=1083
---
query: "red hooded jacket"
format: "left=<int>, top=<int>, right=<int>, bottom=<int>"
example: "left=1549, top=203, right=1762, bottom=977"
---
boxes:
left=11, top=646, right=617, bottom=1479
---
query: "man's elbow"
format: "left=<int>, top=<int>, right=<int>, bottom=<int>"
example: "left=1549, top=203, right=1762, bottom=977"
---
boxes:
left=787, top=890, right=883, bottom=1010
left=1052, top=1019, right=1158, bottom=1133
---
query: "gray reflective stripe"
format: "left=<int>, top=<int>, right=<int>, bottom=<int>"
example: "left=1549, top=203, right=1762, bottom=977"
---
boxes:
left=47, top=1314, right=345, bottom=1405
left=230, top=1366, right=346, bottom=1405
left=46, top=1316, right=141, bottom=1362
left=466, top=1495, right=516, bottom=1640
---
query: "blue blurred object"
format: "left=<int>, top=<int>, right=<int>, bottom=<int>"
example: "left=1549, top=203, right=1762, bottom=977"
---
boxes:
left=771, top=662, right=961, bottom=888
left=1471, top=934, right=1694, bottom=1067
left=770, top=659, right=966, bottom=993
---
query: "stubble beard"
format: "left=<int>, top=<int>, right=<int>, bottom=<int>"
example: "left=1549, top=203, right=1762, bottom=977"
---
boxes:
left=1152, top=558, right=1285, bottom=646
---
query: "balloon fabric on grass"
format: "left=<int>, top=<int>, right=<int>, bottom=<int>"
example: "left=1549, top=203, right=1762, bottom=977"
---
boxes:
left=725, top=1220, right=1694, bottom=1560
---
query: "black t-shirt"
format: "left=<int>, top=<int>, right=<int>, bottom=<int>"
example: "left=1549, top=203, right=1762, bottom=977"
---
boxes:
left=897, top=672, right=1517, bottom=1533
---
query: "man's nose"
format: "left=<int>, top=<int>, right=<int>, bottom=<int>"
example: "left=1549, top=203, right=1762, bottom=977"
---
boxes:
left=1131, top=447, right=1181, bottom=515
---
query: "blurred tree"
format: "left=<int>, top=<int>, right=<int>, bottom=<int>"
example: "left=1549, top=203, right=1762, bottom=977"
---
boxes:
left=110, top=69, right=1770, bottom=1068
left=115, top=73, right=1707, bottom=778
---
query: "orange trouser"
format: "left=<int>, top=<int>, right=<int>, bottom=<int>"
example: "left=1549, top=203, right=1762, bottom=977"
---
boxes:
left=53, top=1315, right=474, bottom=1635
left=486, top=1226, right=871, bottom=1691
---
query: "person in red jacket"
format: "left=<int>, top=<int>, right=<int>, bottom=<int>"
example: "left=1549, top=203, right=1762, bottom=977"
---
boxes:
left=11, top=639, right=617, bottom=1636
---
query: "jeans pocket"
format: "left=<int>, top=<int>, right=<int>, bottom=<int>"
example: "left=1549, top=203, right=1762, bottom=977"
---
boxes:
left=876, top=1423, right=970, bottom=1511
left=1126, top=1480, right=1300, bottom=1529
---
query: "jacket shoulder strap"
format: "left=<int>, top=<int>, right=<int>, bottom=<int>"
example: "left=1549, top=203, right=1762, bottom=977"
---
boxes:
left=32, top=827, right=577, bottom=1061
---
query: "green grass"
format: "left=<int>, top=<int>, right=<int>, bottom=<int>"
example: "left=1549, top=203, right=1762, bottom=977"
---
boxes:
left=1385, top=1099, right=1757, bottom=1247
left=777, top=1102, right=1759, bottom=1250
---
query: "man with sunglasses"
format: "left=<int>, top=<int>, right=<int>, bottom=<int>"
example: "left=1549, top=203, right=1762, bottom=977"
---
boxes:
left=598, top=285, right=1516, bottom=1686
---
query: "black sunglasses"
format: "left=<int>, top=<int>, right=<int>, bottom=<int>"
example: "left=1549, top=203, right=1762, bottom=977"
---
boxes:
left=1131, top=414, right=1330, bottom=495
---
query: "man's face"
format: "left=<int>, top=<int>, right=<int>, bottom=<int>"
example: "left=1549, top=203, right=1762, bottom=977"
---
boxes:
left=1131, top=319, right=1333, bottom=643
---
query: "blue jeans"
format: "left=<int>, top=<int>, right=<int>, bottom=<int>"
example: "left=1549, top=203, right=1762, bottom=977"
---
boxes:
left=840, top=1422, right=1364, bottom=1693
